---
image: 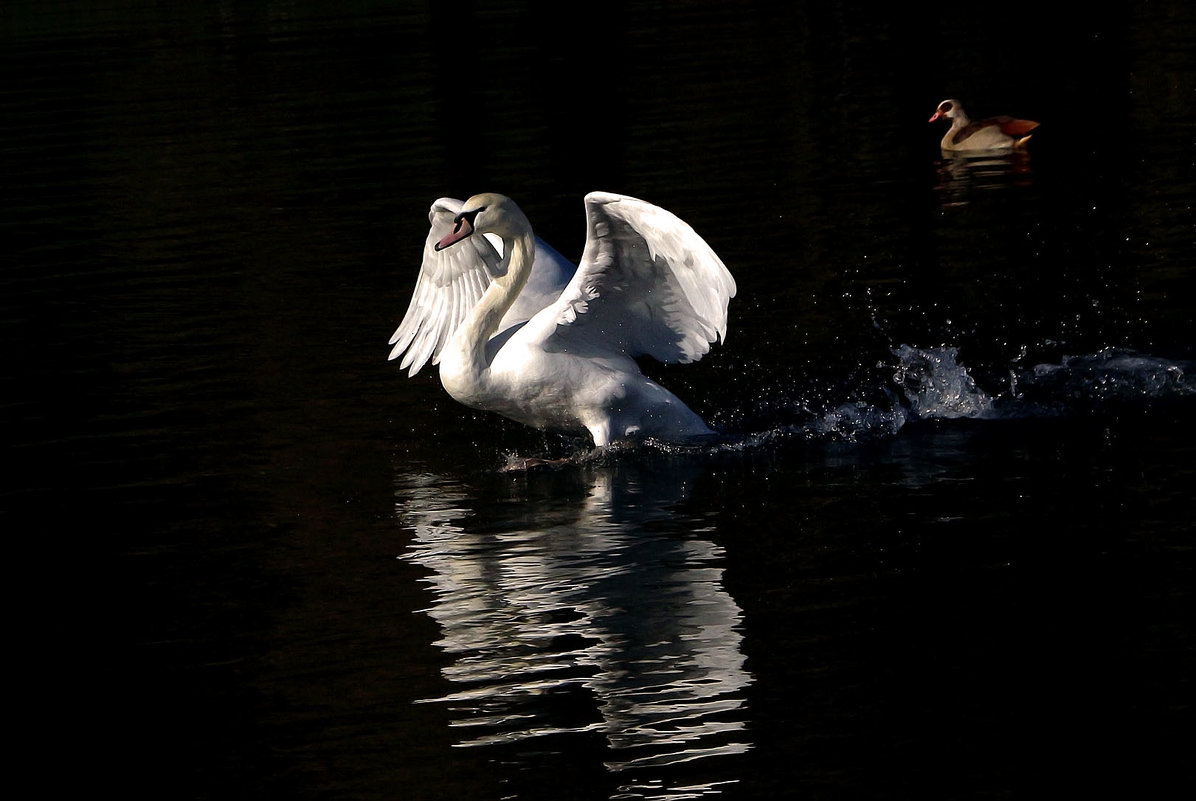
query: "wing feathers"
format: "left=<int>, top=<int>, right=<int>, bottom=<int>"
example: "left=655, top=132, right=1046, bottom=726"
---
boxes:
left=388, top=197, right=504, bottom=376
left=390, top=192, right=733, bottom=376
left=532, top=192, right=736, bottom=365
left=955, top=116, right=1040, bottom=144
left=389, top=198, right=576, bottom=376
left=996, top=116, right=1039, bottom=136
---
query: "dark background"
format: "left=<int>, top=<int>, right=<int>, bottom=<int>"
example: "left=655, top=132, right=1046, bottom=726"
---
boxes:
left=3, top=2, right=1193, bottom=799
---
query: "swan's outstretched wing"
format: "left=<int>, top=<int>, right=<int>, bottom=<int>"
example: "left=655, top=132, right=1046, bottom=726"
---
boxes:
left=527, top=192, right=736, bottom=364
left=388, top=198, right=498, bottom=376
left=388, top=198, right=574, bottom=376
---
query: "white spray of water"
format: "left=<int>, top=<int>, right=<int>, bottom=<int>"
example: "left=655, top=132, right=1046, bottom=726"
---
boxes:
left=891, top=345, right=995, bottom=420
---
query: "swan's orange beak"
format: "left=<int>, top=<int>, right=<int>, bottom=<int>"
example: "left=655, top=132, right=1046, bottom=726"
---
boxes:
left=435, top=216, right=474, bottom=251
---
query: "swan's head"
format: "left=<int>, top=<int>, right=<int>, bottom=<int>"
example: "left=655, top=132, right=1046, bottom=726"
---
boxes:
left=434, top=193, right=531, bottom=253
left=928, top=99, right=965, bottom=124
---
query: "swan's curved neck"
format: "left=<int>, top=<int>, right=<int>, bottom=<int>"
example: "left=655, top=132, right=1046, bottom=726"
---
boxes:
left=446, top=230, right=535, bottom=378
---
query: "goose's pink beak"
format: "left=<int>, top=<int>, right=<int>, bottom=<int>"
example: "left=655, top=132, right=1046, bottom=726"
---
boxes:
left=928, top=110, right=943, bottom=123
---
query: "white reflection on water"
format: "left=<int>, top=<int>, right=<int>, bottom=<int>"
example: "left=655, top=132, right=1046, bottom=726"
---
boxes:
left=395, top=463, right=752, bottom=787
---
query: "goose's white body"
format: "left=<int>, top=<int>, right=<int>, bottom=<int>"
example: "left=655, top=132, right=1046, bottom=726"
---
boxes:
left=929, top=99, right=1039, bottom=152
left=388, top=192, right=736, bottom=447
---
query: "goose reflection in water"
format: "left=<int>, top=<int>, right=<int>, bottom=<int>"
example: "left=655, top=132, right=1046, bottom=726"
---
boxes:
left=933, top=150, right=1034, bottom=206
left=395, top=462, right=752, bottom=792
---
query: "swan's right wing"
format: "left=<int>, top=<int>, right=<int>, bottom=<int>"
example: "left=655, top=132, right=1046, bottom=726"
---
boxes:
left=528, top=192, right=736, bottom=365
left=387, top=198, right=501, bottom=376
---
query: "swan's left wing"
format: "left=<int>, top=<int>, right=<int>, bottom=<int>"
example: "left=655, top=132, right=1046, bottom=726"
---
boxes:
left=528, top=192, right=736, bottom=364
left=390, top=198, right=578, bottom=376
left=388, top=198, right=503, bottom=376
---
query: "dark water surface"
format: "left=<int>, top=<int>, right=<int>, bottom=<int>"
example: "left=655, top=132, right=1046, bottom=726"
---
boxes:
left=4, top=2, right=1195, bottom=799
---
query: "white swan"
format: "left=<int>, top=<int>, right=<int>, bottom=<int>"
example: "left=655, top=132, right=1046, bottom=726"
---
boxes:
left=387, top=192, right=736, bottom=447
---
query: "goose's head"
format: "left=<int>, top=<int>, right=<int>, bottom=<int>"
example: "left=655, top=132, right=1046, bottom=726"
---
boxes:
left=928, top=99, right=966, bottom=124
left=434, top=193, right=531, bottom=253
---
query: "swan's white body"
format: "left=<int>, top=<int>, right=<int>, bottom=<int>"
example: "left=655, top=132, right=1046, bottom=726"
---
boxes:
left=929, top=99, right=1039, bottom=152
left=388, top=192, right=736, bottom=447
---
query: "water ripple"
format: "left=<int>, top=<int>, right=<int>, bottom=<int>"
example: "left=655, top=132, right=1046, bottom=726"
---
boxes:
left=396, top=467, right=753, bottom=793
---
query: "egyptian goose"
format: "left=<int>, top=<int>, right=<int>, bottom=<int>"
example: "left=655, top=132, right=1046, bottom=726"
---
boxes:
left=929, top=99, right=1039, bottom=152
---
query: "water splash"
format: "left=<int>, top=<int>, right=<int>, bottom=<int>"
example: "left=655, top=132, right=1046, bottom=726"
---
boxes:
left=891, top=345, right=995, bottom=420
left=489, top=346, right=1192, bottom=467
left=787, top=345, right=995, bottom=443
left=718, top=345, right=1193, bottom=450
left=1016, top=348, right=1192, bottom=411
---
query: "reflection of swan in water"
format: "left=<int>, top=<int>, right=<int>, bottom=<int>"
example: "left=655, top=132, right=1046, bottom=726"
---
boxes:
left=395, top=461, right=752, bottom=790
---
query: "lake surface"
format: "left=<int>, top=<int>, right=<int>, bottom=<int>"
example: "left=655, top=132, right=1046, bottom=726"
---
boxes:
left=4, top=2, right=1194, bottom=799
